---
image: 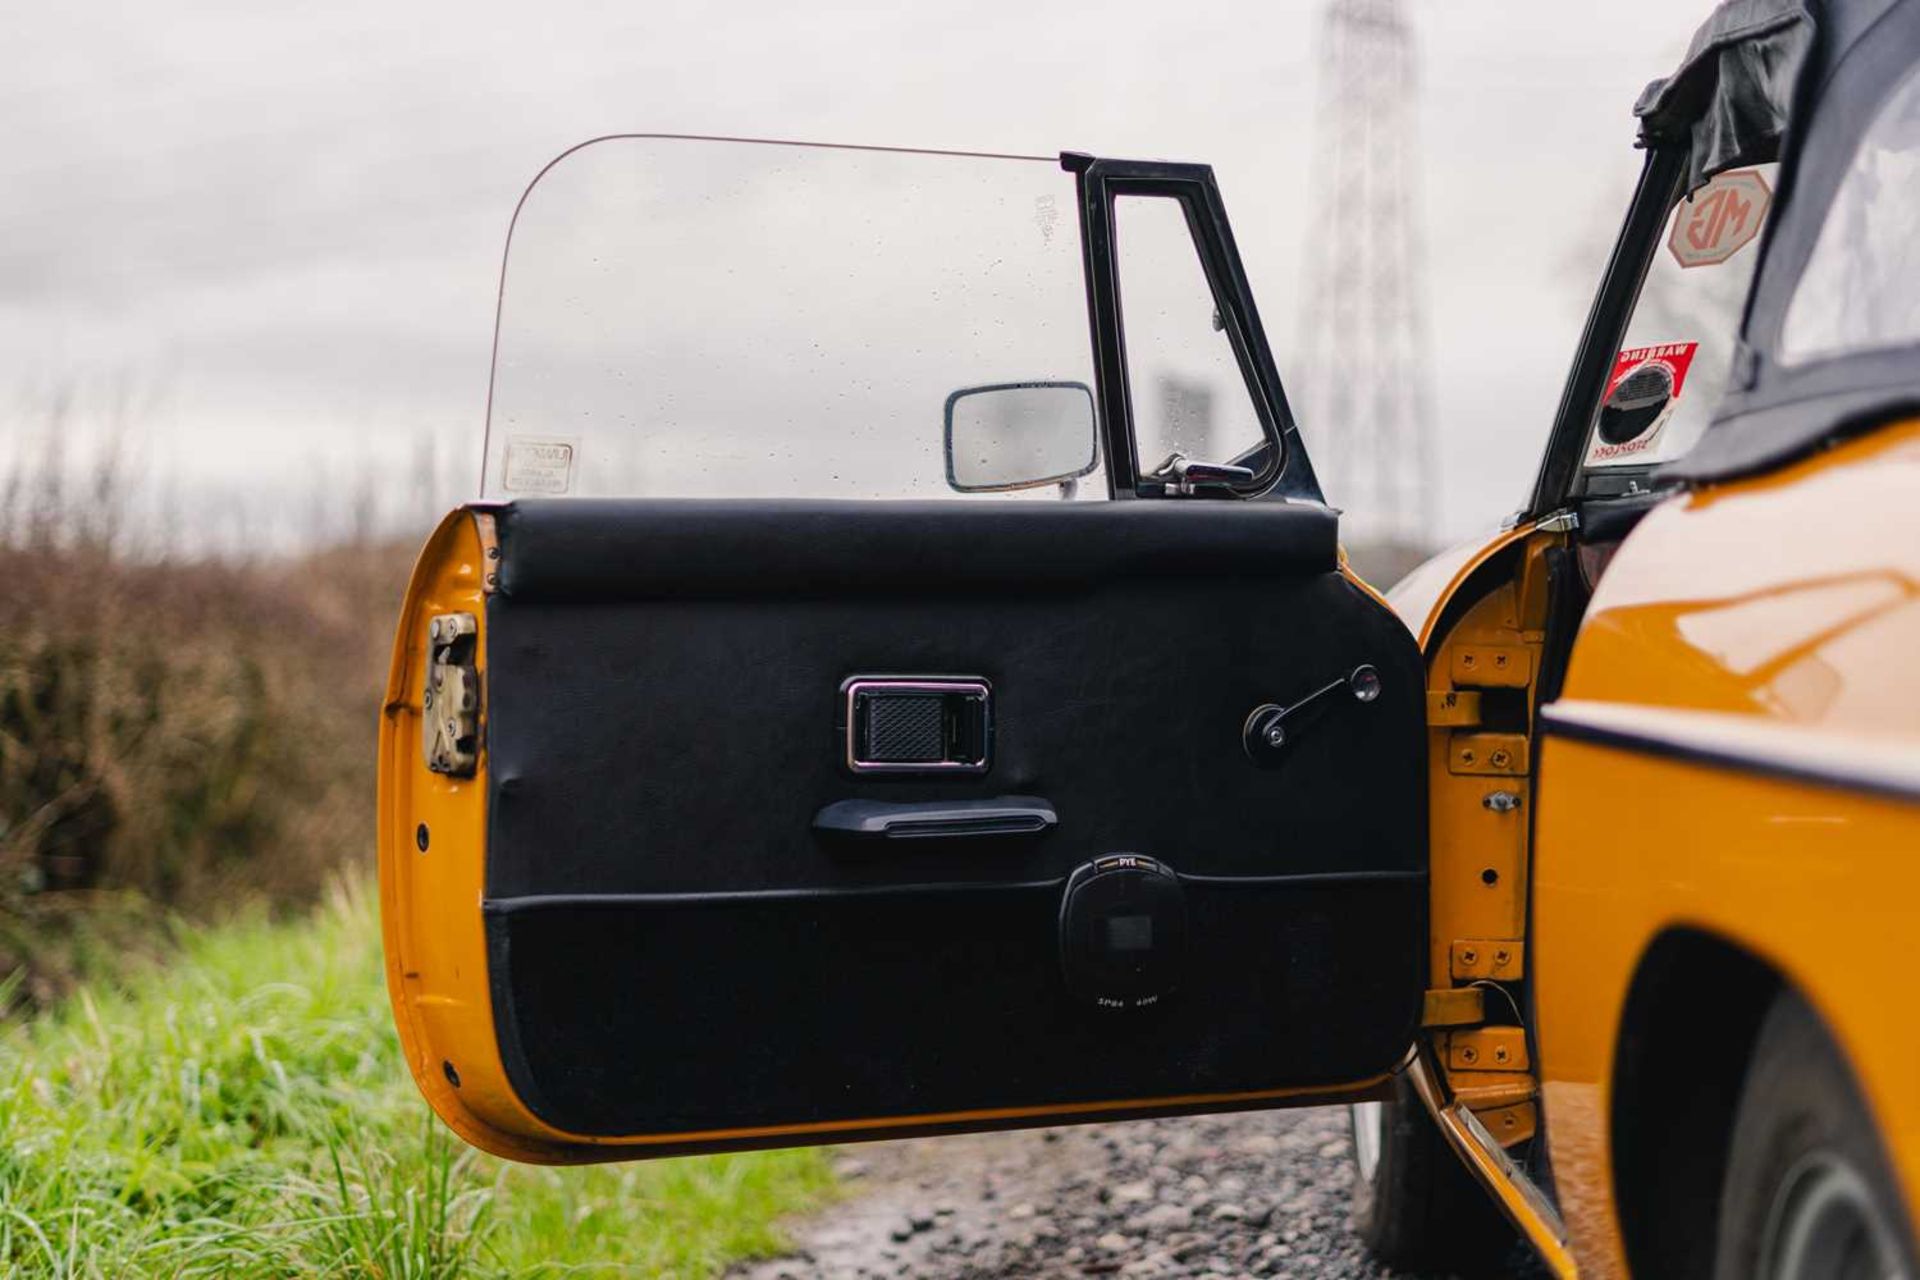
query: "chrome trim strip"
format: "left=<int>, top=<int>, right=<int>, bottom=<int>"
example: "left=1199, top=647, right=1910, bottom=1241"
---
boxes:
left=1540, top=699, right=1920, bottom=805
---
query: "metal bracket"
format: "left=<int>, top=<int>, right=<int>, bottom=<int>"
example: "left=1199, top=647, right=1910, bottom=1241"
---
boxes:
left=1451, top=938, right=1525, bottom=980
left=1536, top=509, right=1580, bottom=534
left=1451, top=645, right=1533, bottom=688
left=1448, top=1025, right=1531, bottom=1072
left=423, top=613, right=480, bottom=776
left=1449, top=733, right=1530, bottom=776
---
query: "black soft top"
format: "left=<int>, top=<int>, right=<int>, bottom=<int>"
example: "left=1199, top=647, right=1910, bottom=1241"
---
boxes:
left=1634, top=0, right=1814, bottom=193
left=1650, top=0, right=1920, bottom=482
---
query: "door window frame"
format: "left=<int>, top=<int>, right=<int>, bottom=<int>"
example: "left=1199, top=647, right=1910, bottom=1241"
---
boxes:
left=1067, top=155, right=1320, bottom=503
left=1523, top=144, right=1692, bottom=515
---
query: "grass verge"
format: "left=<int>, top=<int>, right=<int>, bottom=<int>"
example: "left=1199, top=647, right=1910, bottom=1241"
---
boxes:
left=0, top=880, right=834, bottom=1277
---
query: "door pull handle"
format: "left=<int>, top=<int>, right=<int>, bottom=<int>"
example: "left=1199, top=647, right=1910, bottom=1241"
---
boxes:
left=812, top=796, right=1057, bottom=840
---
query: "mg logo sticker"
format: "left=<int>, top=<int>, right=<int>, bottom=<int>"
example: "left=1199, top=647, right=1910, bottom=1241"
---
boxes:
left=1668, top=168, right=1772, bottom=269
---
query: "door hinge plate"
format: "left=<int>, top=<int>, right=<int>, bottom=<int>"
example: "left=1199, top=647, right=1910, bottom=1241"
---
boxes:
left=1450, top=646, right=1533, bottom=688
left=1451, top=938, right=1525, bottom=980
left=1449, top=733, right=1530, bottom=776
left=1447, top=1025, right=1531, bottom=1072
left=424, top=613, right=480, bottom=776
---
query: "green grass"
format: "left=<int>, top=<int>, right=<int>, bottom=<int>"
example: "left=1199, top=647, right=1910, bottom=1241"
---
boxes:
left=0, top=882, right=835, bottom=1278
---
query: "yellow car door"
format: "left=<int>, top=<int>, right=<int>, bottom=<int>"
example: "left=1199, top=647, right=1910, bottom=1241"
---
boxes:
left=378, top=136, right=1429, bottom=1164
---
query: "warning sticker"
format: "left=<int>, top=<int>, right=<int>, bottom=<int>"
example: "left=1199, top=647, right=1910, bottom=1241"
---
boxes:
left=502, top=437, right=577, bottom=494
left=1668, top=169, right=1771, bottom=269
left=1586, top=342, right=1698, bottom=465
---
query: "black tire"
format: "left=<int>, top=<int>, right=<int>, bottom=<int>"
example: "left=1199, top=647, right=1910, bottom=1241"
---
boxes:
left=1714, top=989, right=1918, bottom=1280
left=1349, top=1072, right=1519, bottom=1273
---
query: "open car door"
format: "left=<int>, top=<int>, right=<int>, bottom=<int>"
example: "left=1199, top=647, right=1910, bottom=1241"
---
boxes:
left=379, top=137, right=1428, bottom=1162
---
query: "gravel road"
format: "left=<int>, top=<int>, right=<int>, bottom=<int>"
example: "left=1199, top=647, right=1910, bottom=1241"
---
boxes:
left=733, top=1107, right=1547, bottom=1279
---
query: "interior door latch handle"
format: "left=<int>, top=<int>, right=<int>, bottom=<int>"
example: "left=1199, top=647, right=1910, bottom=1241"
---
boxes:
left=1241, top=664, right=1381, bottom=767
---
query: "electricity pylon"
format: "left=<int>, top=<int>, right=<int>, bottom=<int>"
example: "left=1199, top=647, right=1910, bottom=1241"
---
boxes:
left=1295, top=0, right=1438, bottom=551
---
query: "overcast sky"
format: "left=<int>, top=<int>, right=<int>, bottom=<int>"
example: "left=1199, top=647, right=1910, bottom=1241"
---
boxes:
left=3, top=1, right=1708, bottom=546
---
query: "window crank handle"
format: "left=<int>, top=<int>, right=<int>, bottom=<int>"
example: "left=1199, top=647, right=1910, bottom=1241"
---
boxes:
left=1242, top=665, right=1382, bottom=767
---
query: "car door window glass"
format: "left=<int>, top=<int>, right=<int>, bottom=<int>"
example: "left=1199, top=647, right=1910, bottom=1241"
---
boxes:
left=483, top=137, right=1105, bottom=501
left=1582, top=163, right=1777, bottom=471
left=1780, top=64, right=1920, bottom=364
left=1114, top=196, right=1266, bottom=477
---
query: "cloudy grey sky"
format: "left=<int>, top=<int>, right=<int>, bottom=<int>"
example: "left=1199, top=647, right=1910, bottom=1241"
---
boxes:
left=3, top=1, right=1705, bottom=545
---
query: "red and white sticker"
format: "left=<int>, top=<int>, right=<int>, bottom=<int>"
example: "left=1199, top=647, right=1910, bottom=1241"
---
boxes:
left=1668, top=168, right=1772, bottom=269
left=1585, top=342, right=1698, bottom=465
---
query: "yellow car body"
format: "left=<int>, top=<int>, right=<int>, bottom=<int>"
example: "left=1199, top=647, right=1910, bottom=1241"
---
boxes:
left=1530, top=422, right=1920, bottom=1273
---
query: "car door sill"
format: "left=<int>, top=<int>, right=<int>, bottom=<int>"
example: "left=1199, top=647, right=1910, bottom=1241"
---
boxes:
left=1406, top=1048, right=1580, bottom=1278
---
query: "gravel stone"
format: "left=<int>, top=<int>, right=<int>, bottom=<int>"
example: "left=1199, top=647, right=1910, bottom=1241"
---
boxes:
left=1136, top=1202, right=1194, bottom=1231
left=731, top=1107, right=1548, bottom=1279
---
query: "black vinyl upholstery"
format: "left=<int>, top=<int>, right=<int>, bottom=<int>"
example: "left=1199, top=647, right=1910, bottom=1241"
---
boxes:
left=482, top=499, right=1427, bottom=1141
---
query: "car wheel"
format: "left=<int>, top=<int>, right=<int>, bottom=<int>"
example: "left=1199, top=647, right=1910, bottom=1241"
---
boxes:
left=1349, top=1072, right=1517, bottom=1272
left=1714, top=989, right=1918, bottom=1280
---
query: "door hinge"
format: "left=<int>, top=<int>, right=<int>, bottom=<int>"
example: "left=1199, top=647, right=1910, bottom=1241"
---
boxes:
left=424, top=613, right=480, bottom=776
left=1449, top=732, right=1529, bottom=776
left=1451, top=938, right=1525, bottom=980
left=1422, top=987, right=1486, bottom=1027
left=1448, top=1025, right=1531, bottom=1072
left=1450, top=645, right=1533, bottom=688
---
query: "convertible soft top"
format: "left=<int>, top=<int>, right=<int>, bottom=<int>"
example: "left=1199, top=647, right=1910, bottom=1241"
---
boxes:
left=1657, top=0, right=1920, bottom=482
left=1635, top=0, right=1814, bottom=194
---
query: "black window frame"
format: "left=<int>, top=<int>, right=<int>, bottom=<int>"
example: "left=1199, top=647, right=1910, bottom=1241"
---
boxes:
left=1523, top=144, right=1692, bottom=516
left=1066, top=154, right=1322, bottom=503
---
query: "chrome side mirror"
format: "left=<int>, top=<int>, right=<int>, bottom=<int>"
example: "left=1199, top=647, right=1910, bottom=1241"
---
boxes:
left=944, top=381, right=1098, bottom=493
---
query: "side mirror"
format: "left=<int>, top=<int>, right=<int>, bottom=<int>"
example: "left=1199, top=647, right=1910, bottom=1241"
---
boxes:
left=945, top=381, right=1099, bottom=493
